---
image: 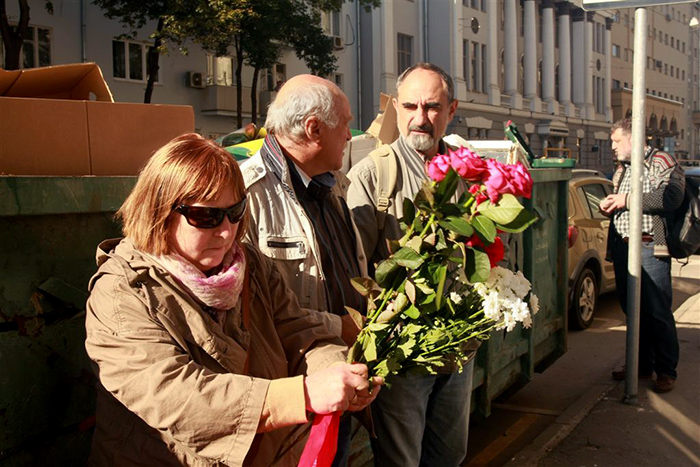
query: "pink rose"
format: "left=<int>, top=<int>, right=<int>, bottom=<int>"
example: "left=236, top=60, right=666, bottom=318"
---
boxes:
left=506, top=163, right=533, bottom=199
left=449, top=147, right=487, bottom=181
left=426, top=154, right=451, bottom=182
left=468, top=184, right=488, bottom=205
left=483, top=159, right=516, bottom=203
left=465, top=234, right=504, bottom=267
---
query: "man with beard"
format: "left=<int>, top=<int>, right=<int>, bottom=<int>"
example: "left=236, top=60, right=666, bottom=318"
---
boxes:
left=347, top=62, right=476, bottom=466
left=600, top=118, right=684, bottom=393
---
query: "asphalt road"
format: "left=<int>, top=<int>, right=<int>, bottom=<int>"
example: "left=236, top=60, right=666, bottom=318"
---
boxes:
left=462, top=255, right=700, bottom=467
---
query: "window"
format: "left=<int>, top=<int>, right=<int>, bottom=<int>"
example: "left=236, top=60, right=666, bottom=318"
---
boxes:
left=613, top=79, right=621, bottom=89
left=481, top=44, right=487, bottom=93
left=463, top=40, right=469, bottom=88
left=578, top=184, right=610, bottom=220
left=332, top=73, right=343, bottom=90
left=471, top=41, right=478, bottom=91
left=1, top=25, right=52, bottom=68
left=206, top=55, right=235, bottom=86
left=397, top=33, right=413, bottom=74
left=612, top=44, right=621, bottom=58
left=322, top=10, right=341, bottom=37
left=259, top=63, right=286, bottom=91
left=113, top=40, right=158, bottom=82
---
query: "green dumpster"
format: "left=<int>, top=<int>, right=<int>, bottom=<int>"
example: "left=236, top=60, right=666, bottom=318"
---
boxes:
left=0, top=176, right=136, bottom=465
left=471, top=167, right=571, bottom=417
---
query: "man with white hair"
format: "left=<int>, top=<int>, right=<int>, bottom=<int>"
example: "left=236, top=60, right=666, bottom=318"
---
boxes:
left=241, top=74, right=367, bottom=466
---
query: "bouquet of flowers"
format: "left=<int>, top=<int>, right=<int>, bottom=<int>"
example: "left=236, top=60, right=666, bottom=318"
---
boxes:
left=346, top=147, right=540, bottom=381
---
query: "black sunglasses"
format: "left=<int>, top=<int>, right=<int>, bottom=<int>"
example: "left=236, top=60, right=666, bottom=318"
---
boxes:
left=174, top=197, right=247, bottom=229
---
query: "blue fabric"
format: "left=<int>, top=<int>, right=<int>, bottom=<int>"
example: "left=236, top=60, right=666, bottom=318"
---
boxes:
left=370, top=359, right=475, bottom=467
left=611, top=234, right=679, bottom=378
left=330, top=415, right=352, bottom=467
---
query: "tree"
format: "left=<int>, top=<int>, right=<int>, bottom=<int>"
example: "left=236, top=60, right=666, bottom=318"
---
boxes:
left=207, top=0, right=380, bottom=126
left=92, top=0, right=173, bottom=103
left=91, top=0, right=251, bottom=103
left=0, top=0, right=53, bottom=70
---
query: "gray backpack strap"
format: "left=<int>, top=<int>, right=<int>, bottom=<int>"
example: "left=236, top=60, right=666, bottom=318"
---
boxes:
left=369, top=144, right=398, bottom=230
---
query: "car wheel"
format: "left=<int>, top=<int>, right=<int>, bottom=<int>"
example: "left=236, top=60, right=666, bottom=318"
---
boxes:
left=570, top=267, right=598, bottom=330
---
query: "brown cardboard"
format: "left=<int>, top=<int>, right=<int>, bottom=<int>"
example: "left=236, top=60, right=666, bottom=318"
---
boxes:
left=0, top=63, right=194, bottom=175
left=366, top=93, right=400, bottom=145
left=0, top=97, right=91, bottom=175
left=87, top=101, right=194, bottom=175
left=0, top=63, right=113, bottom=101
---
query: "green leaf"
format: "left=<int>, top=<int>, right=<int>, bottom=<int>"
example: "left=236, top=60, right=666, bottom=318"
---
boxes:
left=387, top=239, right=401, bottom=254
left=435, top=229, right=448, bottom=251
left=414, top=281, right=434, bottom=296
left=394, top=293, right=409, bottom=313
left=415, top=185, right=434, bottom=210
left=405, top=235, right=423, bottom=253
left=405, top=280, right=416, bottom=303
left=397, top=335, right=417, bottom=357
left=434, top=169, right=459, bottom=205
left=375, top=258, right=399, bottom=288
left=434, top=264, right=448, bottom=310
left=344, top=306, right=366, bottom=330
left=473, top=215, right=497, bottom=243
left=412, top=216, right=425, bottom=234
left=465, top=248, right=491, bottom=283
left=362, top=332, right=378, bottom=362
left=403, top=305, right=420, bottom=319
left=438, top=216, right=474, bottom=237
left=402, top=198, right=416, bottom=225
left=350, top=277, right=379, bottom=297
left=393, top=247, right=425, bottom=269
left=495, top=209, right=538, bottom=233
left=476, top=193, right=525, bottom=225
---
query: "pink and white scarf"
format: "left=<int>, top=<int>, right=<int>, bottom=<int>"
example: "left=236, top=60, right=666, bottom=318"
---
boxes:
left=151, top=242, right=246, bottom=315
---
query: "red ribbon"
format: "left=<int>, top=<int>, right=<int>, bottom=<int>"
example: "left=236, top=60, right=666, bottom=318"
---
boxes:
left=297, top=412, right=340, bottom=467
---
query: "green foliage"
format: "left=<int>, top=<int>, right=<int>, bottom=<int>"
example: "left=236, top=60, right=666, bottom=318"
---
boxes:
left=348, top=165, right=538, bottom=383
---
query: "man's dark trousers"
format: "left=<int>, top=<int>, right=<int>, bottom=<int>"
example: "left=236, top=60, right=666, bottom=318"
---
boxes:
left=611, top=233, right=679, bottom=379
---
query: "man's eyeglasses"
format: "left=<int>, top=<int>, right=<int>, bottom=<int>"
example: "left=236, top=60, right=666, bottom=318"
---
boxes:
left=174, top=197, right=247, bottom=229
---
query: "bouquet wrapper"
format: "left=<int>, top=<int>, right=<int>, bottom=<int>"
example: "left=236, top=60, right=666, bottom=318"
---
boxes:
left=297, top=412, right=340, bottom=467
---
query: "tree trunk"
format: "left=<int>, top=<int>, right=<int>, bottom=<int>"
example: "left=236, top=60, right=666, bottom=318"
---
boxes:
left=250, top=67, right=260, bottom=126
left=0, top=0, right=30, bottom=70
left=234, top=38, right=244, bottom=129
left=143, top=17, right=164, bottom=104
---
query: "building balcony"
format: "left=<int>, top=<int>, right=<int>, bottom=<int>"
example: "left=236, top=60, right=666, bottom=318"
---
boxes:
left=201, top=85, right=277, bottom=117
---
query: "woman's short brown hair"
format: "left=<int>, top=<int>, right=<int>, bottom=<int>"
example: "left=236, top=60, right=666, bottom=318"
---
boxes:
left=117, top=133, right=248, bottom=255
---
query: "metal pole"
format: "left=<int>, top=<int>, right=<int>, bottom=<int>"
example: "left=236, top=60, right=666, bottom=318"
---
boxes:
left=624, top=7, right=648, bottom=405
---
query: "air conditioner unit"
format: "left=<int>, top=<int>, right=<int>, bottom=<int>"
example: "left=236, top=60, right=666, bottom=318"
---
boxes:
left=187, top=71, right=205, bottom=89
left=332, top=35, right=344, bottom=50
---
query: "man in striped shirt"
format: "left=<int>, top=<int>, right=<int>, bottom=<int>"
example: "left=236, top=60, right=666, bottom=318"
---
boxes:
left=600, top=118, right=685, bottom=393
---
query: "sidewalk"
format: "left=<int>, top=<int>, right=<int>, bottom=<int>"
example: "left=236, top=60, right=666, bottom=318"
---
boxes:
left=509, top=257, right=700, bottom=466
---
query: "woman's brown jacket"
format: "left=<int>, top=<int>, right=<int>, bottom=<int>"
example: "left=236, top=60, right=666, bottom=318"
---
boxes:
left=85, top=238, right=346, bottom=466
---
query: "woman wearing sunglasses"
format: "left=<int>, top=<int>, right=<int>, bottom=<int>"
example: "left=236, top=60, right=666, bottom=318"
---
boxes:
left=85, top=133, right=381, bottom=466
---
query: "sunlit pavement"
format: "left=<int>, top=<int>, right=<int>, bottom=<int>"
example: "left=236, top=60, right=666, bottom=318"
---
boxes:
left=534, top=255, right=700, bottom=466
left=461, top=255, right=699, bottom=467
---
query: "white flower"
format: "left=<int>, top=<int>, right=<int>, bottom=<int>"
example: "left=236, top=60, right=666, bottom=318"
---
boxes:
left=530, top=294, right=540, bottom=315
left=449, top=292, right=463, bottom=304
left=482, top=292, right=501, bottom=321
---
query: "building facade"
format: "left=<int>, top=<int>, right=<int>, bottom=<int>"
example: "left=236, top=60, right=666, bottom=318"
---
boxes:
left=4, top=0, right=700, bottom=170
left=610, top=2, right=700, bottom=163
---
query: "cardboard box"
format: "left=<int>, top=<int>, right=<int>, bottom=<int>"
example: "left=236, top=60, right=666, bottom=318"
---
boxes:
left=0, top=63, right=194, bottom=175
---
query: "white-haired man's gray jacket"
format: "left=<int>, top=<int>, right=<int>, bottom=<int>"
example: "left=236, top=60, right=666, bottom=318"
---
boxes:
left=241, top=140, right=368, bottom=336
